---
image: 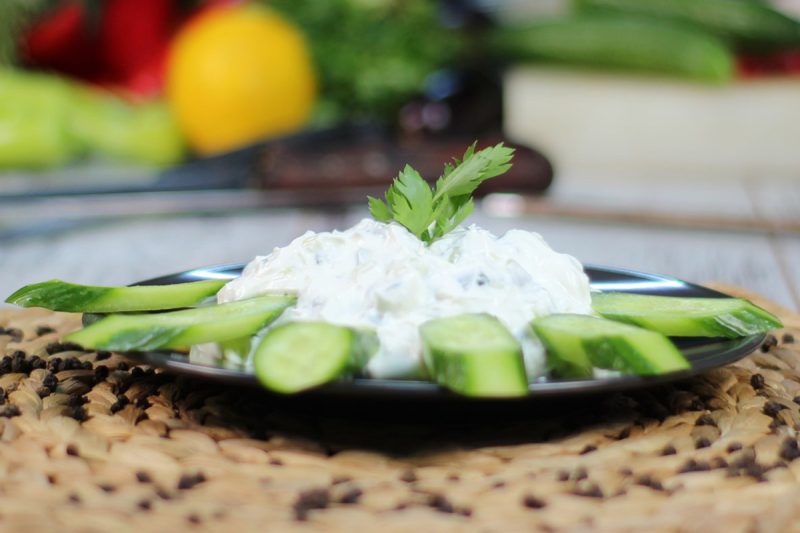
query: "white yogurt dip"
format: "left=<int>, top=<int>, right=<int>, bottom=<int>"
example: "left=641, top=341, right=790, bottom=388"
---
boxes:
left=214, top=218, right=592, bottom=379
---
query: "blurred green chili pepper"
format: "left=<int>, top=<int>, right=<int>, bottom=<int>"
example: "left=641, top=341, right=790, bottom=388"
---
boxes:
left=0, top=67, right=184, bottom=169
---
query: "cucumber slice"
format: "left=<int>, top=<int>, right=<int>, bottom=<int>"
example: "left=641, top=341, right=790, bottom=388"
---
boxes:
left=592, top=292, right=782, bottom=338
left=253, top=322, right=376, bottom=394
left=420, top=314, right=528, bottom=398
left=66, top=294, right=294, bottom=351
left=532, top=314, right=690, bottom=377
left=5, top=279, right=226, bottom=313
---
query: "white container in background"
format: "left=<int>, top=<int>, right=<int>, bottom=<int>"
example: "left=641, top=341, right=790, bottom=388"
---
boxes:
left=504, top=66, right=800, bottom=180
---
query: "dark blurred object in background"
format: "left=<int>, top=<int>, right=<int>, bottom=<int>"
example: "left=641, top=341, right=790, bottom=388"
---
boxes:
left=254, top=124, right=552, bottom=196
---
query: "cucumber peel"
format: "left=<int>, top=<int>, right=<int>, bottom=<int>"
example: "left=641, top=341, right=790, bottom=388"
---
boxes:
left=421, top=313, right=529, bottom=397
left=66, top=294, right=295, bottom=351
left=532, top=313, right=690, bottom=377
left=592, top=292, right=782, bottom=338
left=253, top=322, right=377, bottom=394
left=490, top=16, right=735, bottom=83
left=5, top=279, right=227, bottom=313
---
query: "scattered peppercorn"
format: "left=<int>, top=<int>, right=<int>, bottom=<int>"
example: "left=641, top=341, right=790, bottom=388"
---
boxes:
left=782, top=333, right=795, bottom=344
left=64, top=405, right=88, bottom=422
left=571, top=482, right=604, bottom=499
left=135, top=397, right=151, bottom=409
left=0, top=327, right=23, bottom=342
left=695, top=414, right=716, bottom=427
left=522, top=494, right=546, bottom=509
left=678, top=459, right=710, bottom=473
left=635, top=475, right=664, bottom=491
left=293, top=488, right=330, bottom=521
left=67, top=394, right=87, bottom=407
left=1, top=405, right=21, bottom=417
left=572, top=467, right=588, bottom=481
left=615, top=427, right=631, bottom=440
left=750, top=374, right=765, bottom=390
left=338, top=487, right=363, bottom=505
left=727, top=442, right=743, bottom=453
left=710, top=457, right=728, bottom=469
left=399, top=469, right=417, bottom=483
left=135, top=471, right=152, bottom=483
left=36, top=326, right=55, bottom=337
left=46, top=342, right=83, bottom=355
left=727, top=457, right=767, bottom=482
left=177, top=473, right=206, bottom=490
left=42, top=373, right=58, bottom=391
left=763, top=401, right=786, bottom=417
left=580, top=444, right=597, bottom=455
left=110, top=394, right=130, bottom=414
left=779, top=438, right=800, bottom=461
left=689, top=398, right=706, bottom=412
left=427, top=493, right=455, bottom=513
left=94, top=366, right=110, bottom=381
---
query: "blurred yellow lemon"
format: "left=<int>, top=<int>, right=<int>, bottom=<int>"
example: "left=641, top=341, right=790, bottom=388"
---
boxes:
left=167, top=4, right=316, bottom=154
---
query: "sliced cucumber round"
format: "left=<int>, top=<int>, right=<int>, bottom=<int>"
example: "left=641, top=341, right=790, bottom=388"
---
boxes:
left=592, top=292, right=782, bottom=338
left=420, top=313, right=528, bottom=398
left=253, top=322, right=375, bottom=394
left=532, top=313, right=690, bottom=377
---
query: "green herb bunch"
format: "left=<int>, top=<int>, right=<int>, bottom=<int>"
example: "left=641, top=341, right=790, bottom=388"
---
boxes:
left=369, top=143, right=514, bottom=244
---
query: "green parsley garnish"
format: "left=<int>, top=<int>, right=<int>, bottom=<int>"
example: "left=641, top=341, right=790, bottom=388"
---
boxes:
left=368, top=143, right=515, bottom=244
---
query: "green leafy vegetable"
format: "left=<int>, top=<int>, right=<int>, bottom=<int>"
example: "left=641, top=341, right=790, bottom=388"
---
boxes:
left=369, top=143, right=514, bottom=244
left=268, top=0, right=463, bottom=123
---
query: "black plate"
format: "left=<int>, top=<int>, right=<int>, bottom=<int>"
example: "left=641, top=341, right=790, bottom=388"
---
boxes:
left=127, top=263, right=763, bottom=401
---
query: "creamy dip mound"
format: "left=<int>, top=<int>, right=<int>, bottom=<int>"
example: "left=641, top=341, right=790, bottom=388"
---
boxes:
left=215, top=219, right=592, bottom=379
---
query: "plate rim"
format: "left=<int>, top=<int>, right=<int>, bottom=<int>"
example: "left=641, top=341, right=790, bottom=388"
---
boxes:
left=126, top=263, right=764, bottom=400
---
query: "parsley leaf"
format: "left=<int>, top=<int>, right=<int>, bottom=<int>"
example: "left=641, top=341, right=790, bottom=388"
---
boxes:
left=369, top=143, right=514, bottom=243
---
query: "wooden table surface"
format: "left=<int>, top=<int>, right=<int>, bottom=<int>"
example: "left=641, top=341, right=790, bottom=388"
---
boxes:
left=1, top=175, right=797, bottom=310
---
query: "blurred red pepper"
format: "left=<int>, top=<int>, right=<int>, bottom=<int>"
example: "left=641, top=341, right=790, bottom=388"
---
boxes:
left=20, top=2, right=100, bottom=80
left=20, top=0, right=178, bottom=97
left=738, top=49, right=800, bottom=78
left=100, top=0, right=177, bottom=96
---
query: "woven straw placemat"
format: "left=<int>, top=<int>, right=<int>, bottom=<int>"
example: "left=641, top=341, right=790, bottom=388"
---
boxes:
left=1, top=285, right=799, bottom=533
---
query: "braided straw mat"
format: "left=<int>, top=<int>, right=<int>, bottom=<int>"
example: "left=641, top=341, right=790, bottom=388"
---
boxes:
left=1, top=285, right=799, bottom=533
